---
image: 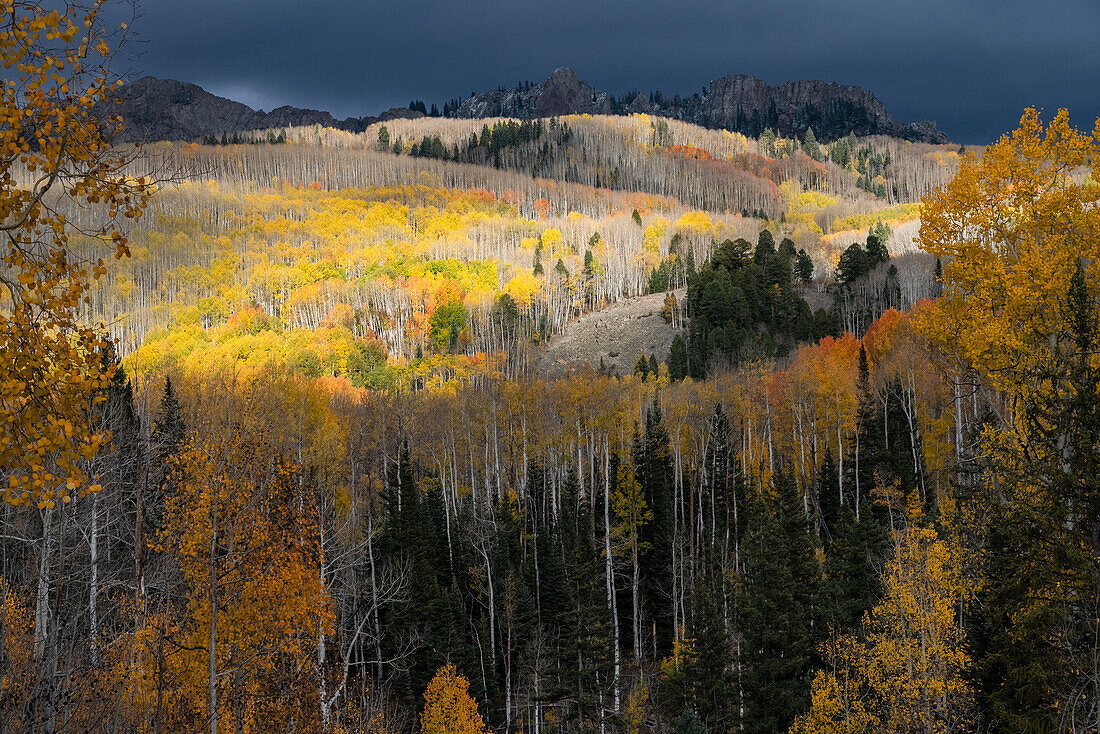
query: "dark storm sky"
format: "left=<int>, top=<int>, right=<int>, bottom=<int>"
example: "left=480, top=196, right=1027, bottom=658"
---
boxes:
left=126, top=0, right=1100, bottom=144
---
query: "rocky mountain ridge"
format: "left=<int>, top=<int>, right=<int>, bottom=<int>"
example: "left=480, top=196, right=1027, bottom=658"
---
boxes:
left=459, top=68, right=949, bottom=143
left=98, top=70, right=949, bottom=144
left=95, top=77, right=423, bottom=143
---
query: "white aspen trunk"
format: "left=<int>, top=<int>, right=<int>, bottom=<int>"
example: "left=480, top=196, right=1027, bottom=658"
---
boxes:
left=485, top=548, right=496, bottom=659
left=672, top=428, right=681, bottom=640
left=521, top=413, right=528, bottom=499
left=603, top=442, right=620, bottom=712
left=797, top=400, right=808, bottom=514
left=447, top=485, right=457, bottom=572
left=632, top=532, right=641, bottom=662
left=90, top=494, right=99, bottom=667
left=904, top=371, right=927, bottom=500
left=318, top=522, right=329, bottom=729
left=494, top=414, right=502, bottom=501
left=34, top=507, right=53, bottom=665
left=854, top=422, right=861, bottom=513
left=505, top=621, right=513, bottom=731
left=836, top=389, right=845, bottom=509
left=208, top=488, right=219, bottom=734
left=367, top=512, right=383, bottom=681
left=575, top=420, right=585, bottom=506
left=953, top=372, right=963, bottom=463
left=766, top=393, right=774, bottom=476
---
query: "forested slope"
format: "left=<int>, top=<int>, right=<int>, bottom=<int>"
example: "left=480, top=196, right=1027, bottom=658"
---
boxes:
left=9, top=17, right=1097, bottom=733
left=66, top=113, right=960, bottom=388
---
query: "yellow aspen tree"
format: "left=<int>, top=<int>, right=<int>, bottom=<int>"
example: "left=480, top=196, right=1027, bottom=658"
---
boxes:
left=420, top=663, right=489, bottom=734
left=917, top=107, right=1100, bottom=728
left=792, top=496, right=975, bottom=734
left=917, top=107, right=1100, bottom=399
left=133, top=432, right=330, bottom=733
left=0, top=5, right=152, bottom=728
left=0, top=0, right=152, bottom=507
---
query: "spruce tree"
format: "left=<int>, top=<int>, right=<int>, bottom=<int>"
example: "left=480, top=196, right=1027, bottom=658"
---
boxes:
left=802, top=127, right=823, bottom=162
left=854, top=343, right=882, bottom=516
left=668, top=334, right=688, bottom=381
left=823, top=507, right=886, bottom=632
left=149, top=374, right=187, bottom=525
left=741, top=470, right=822, bottom=734
left=796, top=249, right=814, bottom=283
left=665, top=571, right=736, bottom=730
left=633, top=399, right=675, bottom=658
left=152, top=375, right=186, bottom=453
left=754, top=229, right=775, bottom=266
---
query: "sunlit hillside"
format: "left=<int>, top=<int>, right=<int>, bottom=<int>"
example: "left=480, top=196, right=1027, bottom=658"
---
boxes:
left=4, top=2, right=1098, bottom=730
left=70, top=115, right=964, bottom=388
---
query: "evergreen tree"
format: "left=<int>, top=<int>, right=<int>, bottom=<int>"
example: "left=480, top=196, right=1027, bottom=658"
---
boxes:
left=866, top=225, right=890, bottom=263
left=754, top=229, right=776, bottom=266
left=802, top=127, right=823, bottom=162
left=382, top=441, right=463, bottom=706
left=664, top=571, right=736, bottom=731
left=796, top=249, right=814, bottom=283
left=633, top=399, right=675, bottom=658
left=854, top=342, right=883, bottom=515
left=151, top=375, right=186, bottom=499
left=668, top=334, right=688, bottom=381
left=777, top=236, right=797, bottom=264
left=741, top=470, right=822, bottom=734
left=761, top=127, right=777, bottom=158
left=823, top=507, right=886, bottom=633
left=705, top=403, right=740, bottom=571
left=836, top=242, right=870, bottom=284
left=93, top=348, right=146, bottom=583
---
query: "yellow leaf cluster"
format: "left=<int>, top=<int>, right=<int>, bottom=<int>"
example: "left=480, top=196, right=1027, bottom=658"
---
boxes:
left=0, top=0, right=152, bottom=506
left=420, top=663, right=489, bottom=734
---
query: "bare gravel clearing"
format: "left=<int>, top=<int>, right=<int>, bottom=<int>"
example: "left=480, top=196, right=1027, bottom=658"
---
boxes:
left=536, top=289, right=686, bottom=377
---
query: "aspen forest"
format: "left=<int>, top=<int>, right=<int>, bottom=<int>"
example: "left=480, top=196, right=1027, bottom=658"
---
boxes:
left=3, top=2, right=1100, bottom=733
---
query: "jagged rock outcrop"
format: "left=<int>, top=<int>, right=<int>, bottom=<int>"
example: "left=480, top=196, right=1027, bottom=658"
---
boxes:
left=457, top=67, right=613, bottom=119
left=98, top=70, right=948, bottom=145
left=694, top=75, right=943, bottom=142
left=94, top=77, right=420, bottom=142
left=460, top=68, right=949, bottom=143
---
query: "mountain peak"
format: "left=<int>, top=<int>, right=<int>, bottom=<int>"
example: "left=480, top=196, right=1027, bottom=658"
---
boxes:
left=459, top=69, right=949, bottom=143
left=458, top=67, right=613, bottom=119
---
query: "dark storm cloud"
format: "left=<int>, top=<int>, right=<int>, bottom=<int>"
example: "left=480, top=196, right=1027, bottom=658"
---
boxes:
left=129, top=0, right=1100, bottom=143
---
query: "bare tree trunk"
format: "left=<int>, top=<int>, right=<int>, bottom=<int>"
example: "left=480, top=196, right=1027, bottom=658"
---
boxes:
left=603, top=443, right=620, bottom=711
left=89, top=495, right=99, bottom=668
left=34, top=507, right=52, bottom=665
left=318, top=520, right=329, bottom=730
left=208, top=493, right=219, bottom=734
left=367, top=511, right=383, bottom=682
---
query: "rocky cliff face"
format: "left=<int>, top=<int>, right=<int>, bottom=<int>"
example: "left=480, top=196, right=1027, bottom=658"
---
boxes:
left=458, top=67, right=614, bottom=119
left=94, top=77, right=421, bottom=142
left=693, top=75, right=938, bottom=141
left=460, top=68, right=949, bottom=143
